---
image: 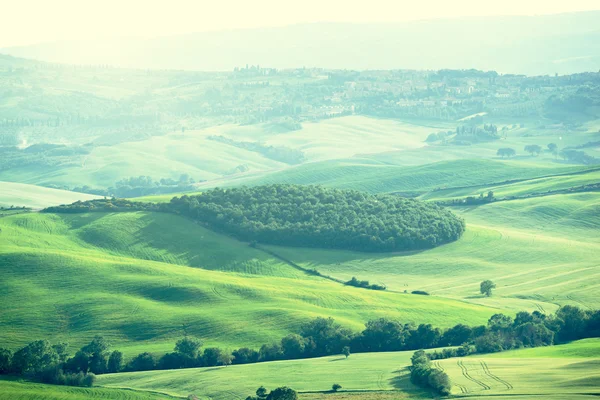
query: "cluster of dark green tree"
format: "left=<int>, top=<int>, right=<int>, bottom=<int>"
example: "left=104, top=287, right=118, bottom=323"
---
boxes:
left=438, top=191, right=495, bottom=207
left=0, top=337, right=117, bottom=387
left=165, top=185, right=465, bottom=252
left=345, top=276, right=386, bottom=291
left=245, top=386, right=298, bottom=400
left=410, top=350, right=451, bottom=396
left=559, top=148, right=599, bottom=165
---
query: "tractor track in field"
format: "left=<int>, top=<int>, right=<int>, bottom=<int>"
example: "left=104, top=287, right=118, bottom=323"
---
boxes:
left=211, top=286, right=231, bottom=300
left=534, top=303, right=546, bottom=313
left=480, top=360, right=513, bottom=390
left=458, top=360, right=490, bottom=390
left=434, top=361, right=445, bottom=372
left=376, top=372, right=386, bottom=390
left=567, top=294, right=590, bottom=310
left=455, top=383, right=468, bottom=394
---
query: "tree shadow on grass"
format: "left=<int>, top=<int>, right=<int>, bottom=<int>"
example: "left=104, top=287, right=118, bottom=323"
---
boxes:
left=328, top=357, right=347, bottom=362
left=389, top=367, right=416, bottom=391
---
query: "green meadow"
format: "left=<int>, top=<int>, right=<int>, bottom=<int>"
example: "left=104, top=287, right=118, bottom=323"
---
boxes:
left=2, top=339, right=598, bottom=400
left=0, top=211, right=498, bottom=355
left=93, top=339, right=600, bottom=400
left=0, top=181, right=99, bottom=209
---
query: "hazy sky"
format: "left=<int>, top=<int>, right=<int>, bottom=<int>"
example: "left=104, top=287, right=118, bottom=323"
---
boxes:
left=3, top=0, right=600, bottom=47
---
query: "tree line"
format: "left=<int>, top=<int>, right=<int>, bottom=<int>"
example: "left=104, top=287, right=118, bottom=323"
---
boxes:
left=2, top=305, right=598, bottom=388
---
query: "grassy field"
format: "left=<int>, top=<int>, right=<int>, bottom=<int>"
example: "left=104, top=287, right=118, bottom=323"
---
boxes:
left=0, top=182, right=100, bottom=209
left=0, top=211, right=499, bottom=356
left=96, top=339, right=600, bottom=400
left=136, top=159, right=587, bottom=199
left=98, top=350, right=420, bottom=399
left=420, top=167, right=600, bottom=201
left=1, top=340, right=597, bottom=400
left=439, top=347, right=600, bottom=398
left=0, top=116, right=439, bottom=189
left=0, top=379, right=167, bottom=400
left=266, top=191, right=600, bottom=311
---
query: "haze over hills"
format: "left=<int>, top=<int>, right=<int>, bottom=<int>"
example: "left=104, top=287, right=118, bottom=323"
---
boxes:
left=3, top=11, right=600, bottom=75
left=2, top=4, right=600, bottom=398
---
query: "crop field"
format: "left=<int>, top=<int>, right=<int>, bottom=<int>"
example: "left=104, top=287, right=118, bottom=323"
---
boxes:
left=96, top=339, right=600, bottom=400
left=189, top=158, right=584, bottom=195
left=420, top=167, right=600, bottom=201
left=0, top=182, right=100, bottom=209
left=266, top=191, right=600, bottom=311
left=0, top=211, right=499, bottom=355
left=439, top=349, right=600, bottom=398
left=97, top=350, right=420, bottom=399
left=0, top=379, right=167, bottom=400
left=0, top=116, right=439, bottom=189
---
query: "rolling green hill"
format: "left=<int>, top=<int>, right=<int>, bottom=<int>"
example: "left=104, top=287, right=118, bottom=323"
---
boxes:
left=95, top=339, right=600, bottom=400
left=2, top=339, right=598, bottom=400
left=265, top=192, right=600, bottom=311
left=420, top=168, right=600, bottom=201
left=0, top=182, right=100, bottom=209
left=438, top=343, right=600, bottom=398
left=0, top=116, right=437, bottom=190
left=0, top=211, right=498, bottom=356
left=189, top=159, right=587, bottom=195
left=0, top=379, right=167, bottom=400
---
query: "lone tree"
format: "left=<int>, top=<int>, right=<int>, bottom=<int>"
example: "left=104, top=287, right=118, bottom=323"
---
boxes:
left=524, top=144, right=542, bottom=156
left=480, top=280, right=496, bottom=297
left=496, top=148, right=516, bottom=158
left=342, top=346, right=350, bottom=358
left=332, top=383, right=342, bottom=392
left=266, top=387, right=298, bottom=400
left=547, top=143, right=557, bottom=152
left=256, top=386, right=268, bottom=399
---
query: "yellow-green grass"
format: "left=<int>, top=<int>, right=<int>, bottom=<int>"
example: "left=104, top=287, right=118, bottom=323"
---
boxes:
left=420, top=168, right=600, bottom=201
left=487, top=338, right=600, bottom=359
left=98, top=350, right=420, bottom=399
left=97, top=339, right=600, bottom=400
left=0, top=116, right=437, bottom=190
left=439, top=354, right=600, bottom=398
left=0, top=133, right=286, bottom=189
left=190, top=158, right=584, bottom=195
left=0, top=212, right=499, bottom=356
left=369, top=116, right=600, bottom=167
left=265, top=192, right=600, bottom=311
left=0, top=182, right=100, bottom=209
left=0, top=379, right=168, bottom=400
left=198, top=115, right=443, bottom=162
left=299, top=393, right=419, bottom=400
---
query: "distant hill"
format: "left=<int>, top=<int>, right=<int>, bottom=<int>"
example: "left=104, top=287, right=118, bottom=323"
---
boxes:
left=3, top=12, right=600, bottom=75
left=0, top=182, right=99, bottom=209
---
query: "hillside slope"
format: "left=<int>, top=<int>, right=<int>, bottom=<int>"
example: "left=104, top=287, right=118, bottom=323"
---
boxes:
left=268, top=192, right=600, bottom=311
left=97, top=339, right=600, bottom=400
left=0, top=211, right=498, bottom=355
left=0, top=182, right=100, bottom=209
